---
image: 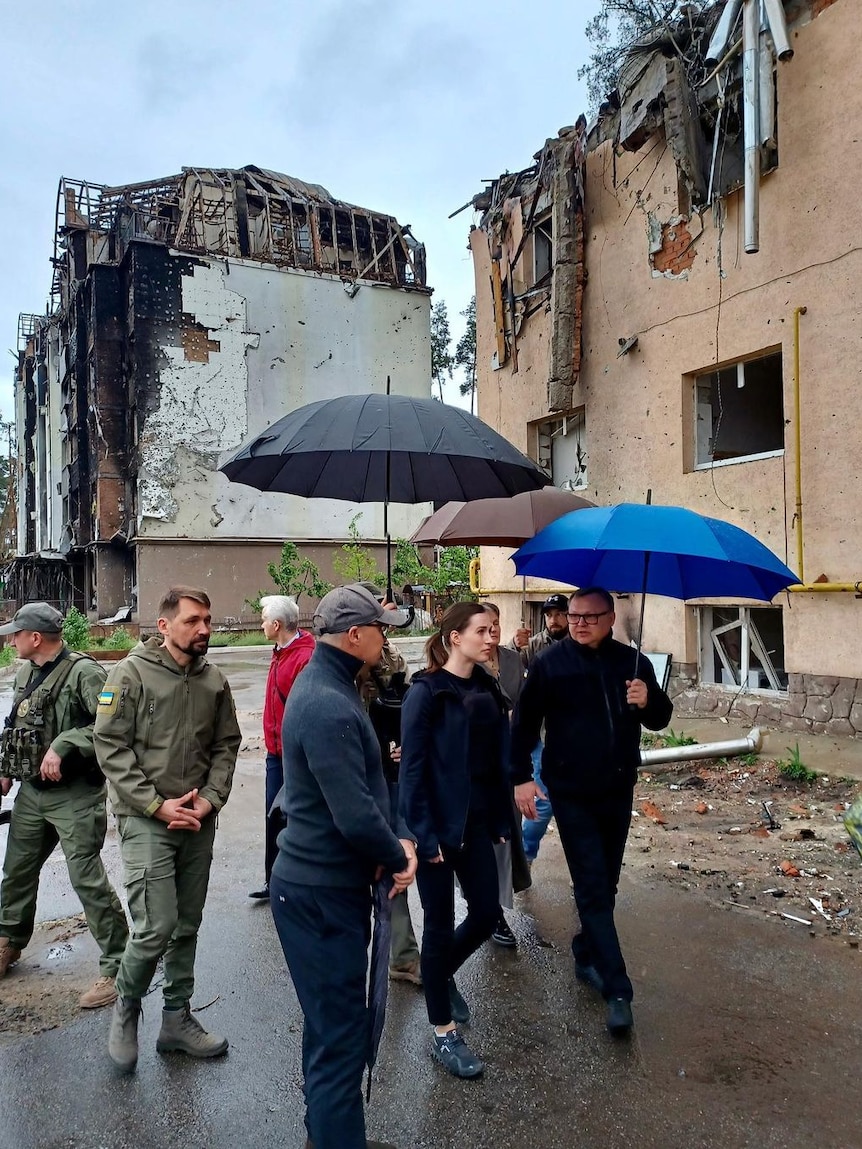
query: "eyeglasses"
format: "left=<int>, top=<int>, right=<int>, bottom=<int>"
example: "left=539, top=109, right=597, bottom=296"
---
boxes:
left=566, top=611, right=611, bottom=625
left=364, top=621, right=389, bottom=634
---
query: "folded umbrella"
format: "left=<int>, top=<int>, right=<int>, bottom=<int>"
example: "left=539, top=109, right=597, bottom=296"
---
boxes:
left=366, top=874, right=394, bottom=1101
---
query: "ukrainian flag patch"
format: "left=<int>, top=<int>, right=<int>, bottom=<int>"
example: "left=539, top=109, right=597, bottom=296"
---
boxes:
left=97, top=690, right=118, bottom=716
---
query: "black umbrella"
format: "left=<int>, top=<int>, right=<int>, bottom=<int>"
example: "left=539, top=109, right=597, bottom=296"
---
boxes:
left=220, top=385, right=549, bottom=597
left=366, top=874, right=394, bottom=1101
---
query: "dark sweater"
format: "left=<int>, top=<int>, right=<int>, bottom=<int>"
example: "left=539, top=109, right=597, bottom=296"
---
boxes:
left=273, top=642, right=408, bottom=888
left=510, top=634, right=673, bottom=800
left=399, top=667, right=511, bottom=860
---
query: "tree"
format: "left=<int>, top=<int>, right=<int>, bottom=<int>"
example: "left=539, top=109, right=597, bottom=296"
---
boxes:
left=577, top=1, right=708, bottom=112
left=392, top=538, right=430, bottom=590
left=246, top=541, right=332, bottom=612
left=430, top=299, right=453, bottom=402
left=426, top=546, right=478, bottom=601
left=455, top=297, right=477, bottom=414
left=331, top=513, right=385, bottom=587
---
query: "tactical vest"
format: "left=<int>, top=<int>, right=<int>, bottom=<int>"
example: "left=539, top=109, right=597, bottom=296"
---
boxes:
left=0, top=652, right=91, bottom=782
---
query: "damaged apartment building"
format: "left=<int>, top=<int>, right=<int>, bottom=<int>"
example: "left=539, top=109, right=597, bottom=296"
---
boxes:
left=468, top=0, right=862, bottom=735
left=12, top=166, right=431, bottom=625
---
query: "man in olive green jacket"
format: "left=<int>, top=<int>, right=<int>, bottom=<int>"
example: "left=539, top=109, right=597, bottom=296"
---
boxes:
left=0, top=602, right=129, bottom=1008
left=94, top=586, right=241, bottom=1072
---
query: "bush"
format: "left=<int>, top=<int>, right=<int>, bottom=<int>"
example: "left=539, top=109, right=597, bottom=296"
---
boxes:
left=0, top=645, right=14, bottom=668
left=63, top=607, right=90, bottom=651
left=104, top=627, right=135, bottom=651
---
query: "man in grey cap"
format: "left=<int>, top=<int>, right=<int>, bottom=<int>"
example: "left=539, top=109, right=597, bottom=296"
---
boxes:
left=270, top=583, right=418, bottom=1149
left=0, top=602, right=129, bottom=1008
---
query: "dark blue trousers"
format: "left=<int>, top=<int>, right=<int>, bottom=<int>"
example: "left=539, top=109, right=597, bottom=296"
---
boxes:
left=549, top=789, right=634, bottom=1002
left=264, top=752, right=284, bottom=885
left=416, top=818, right=500, bottom=1026
left=270, top=876, right=371, bottom=1149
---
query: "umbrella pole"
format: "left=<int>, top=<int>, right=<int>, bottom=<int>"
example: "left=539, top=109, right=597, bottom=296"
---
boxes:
left=631, top=489, right=652, bottom=707
left=385, top=375, right=393, bottom=602
left=521, top=575, right=526, bottom=626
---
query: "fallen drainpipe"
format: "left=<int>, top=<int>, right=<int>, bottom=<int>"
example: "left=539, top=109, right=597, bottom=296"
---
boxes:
left=640, top=726, right=763, bottom=767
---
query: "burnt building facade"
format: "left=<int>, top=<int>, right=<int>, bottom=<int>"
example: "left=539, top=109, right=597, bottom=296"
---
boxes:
left=12, top=167, right=431, bottom=625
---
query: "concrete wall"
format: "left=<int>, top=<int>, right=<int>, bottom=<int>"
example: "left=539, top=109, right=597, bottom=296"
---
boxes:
left=471, top=0, right=862, bottom=715
left=137, top=255, right=432, bottom=546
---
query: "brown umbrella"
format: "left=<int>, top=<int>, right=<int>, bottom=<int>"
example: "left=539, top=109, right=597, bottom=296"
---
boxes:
left=410, top=486, right=596, bottom=620
left=411, top=486, right=595, bottom=548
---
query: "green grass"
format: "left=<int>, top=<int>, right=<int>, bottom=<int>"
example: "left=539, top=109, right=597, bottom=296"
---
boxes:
left=777, top=743, right=819, bottom=784
left=737, top=751, right=759, bottom=767
left=209, top=631, right=266, bottom=647
left=0, top=645, right=14, bottom=668
left=663, top=728, right=698, bottom=748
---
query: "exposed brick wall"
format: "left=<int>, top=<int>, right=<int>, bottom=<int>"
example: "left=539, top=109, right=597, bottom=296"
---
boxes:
left=651, top=219, right=697, bottom=277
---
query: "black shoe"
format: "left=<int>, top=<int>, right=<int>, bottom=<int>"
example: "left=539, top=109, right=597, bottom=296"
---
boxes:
left=575, top=963, right=604, bottom=994
left=491, top=915, right=517, bottom=948
left=248, top=885, right=270, bottom=900
left=431, top=1029, right=484, bottom=1078
left=448, top=978, right=470, bottom=1024
left=606, top=997, right=633, bottom=1036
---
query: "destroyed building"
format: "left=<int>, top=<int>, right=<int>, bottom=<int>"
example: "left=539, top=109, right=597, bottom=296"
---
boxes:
left=467, top=0, right=862, bottom=735
left=12, top=166, right=431, bottom=625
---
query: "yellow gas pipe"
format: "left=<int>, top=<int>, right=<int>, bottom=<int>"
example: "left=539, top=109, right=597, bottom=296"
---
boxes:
left=788, top=305, right=861, bottom=594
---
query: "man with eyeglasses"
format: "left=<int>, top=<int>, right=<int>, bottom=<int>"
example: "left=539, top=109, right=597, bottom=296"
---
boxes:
left=270, top=583, right=418, bottom=1149
left=510, top=586, right=672, bottom=1037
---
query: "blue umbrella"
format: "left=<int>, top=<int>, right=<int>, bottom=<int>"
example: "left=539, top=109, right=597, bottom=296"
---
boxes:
left=512, top=503, right=799, bottom=683
left=512, top=503, right=799, bottom=602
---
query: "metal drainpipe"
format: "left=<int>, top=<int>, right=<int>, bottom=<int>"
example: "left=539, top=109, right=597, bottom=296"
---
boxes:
left=742, top=0, right=761, bottom=253
left=762, top=0, right=794, bottom=61
left=641, top=727, right=763, bottom=767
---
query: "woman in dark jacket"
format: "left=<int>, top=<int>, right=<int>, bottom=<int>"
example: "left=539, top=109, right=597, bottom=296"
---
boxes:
left=399, top=602, right=511, bottom=1080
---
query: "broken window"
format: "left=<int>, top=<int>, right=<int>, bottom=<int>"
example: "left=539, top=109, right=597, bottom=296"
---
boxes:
left=694, top=351, right=784, bottom=468
left=533, top=409, right=587, bottom=489
left=699, top=605, right=787, bottom=692
left=533, top=215, right=552, bottom=284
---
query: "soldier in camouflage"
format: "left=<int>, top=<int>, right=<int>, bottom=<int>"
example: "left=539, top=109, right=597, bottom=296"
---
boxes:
left=0, top=602, right=129, bottom=1009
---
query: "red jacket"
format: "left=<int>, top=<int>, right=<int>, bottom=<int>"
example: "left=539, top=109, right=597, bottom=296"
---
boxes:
left=264, top=631, right=316, bottom=755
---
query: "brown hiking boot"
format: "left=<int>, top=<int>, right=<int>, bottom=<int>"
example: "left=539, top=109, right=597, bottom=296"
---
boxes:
left=388, top=959, right=422, bottom=986
left=156, top=1004, right=228, bottom=1058
left=79, top=975, right=118, bottom=1009
left=108, top=996, right=142, bottom=1072
left=0, top=938, right=22, bottom=977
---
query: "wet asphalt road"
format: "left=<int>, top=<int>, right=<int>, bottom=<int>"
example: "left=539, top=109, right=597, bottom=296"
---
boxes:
left=0, top=651, right=861, bottom=1149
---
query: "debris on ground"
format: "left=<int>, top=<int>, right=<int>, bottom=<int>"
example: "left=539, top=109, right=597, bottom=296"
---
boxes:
left=629, top=754, right=861, bottom=943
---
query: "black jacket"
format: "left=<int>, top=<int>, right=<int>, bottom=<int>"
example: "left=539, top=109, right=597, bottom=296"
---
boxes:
left=273, top=642, right=408, bottom=889
left=510, top=634, right=673, bottom=800
left=399, top=667, right=512, bottom=860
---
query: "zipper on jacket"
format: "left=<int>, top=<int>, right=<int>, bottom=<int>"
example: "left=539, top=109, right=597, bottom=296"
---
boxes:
left=144, top=700, right=155, bottom=751
left=182, top=671, right=189, bottom=788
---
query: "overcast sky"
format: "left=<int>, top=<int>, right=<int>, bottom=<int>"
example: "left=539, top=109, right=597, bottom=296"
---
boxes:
left=0, top=0, right=603, bottom=416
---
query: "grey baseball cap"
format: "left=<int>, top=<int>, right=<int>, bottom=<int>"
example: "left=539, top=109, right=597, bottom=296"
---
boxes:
left=0, top=602, right=64, bottom=635
left=314, top=584, right=408, bottom=635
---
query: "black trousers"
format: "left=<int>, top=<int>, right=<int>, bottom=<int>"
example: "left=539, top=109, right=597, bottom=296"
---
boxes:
left=550, top=788, right=634, bottom=1002
left=270, top=876, right=371, bottom=1149
left=416, top=816, right=500, bottom=1026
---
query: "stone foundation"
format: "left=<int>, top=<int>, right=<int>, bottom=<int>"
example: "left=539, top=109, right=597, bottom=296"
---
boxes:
left=670, top=671, right=862, bottom=738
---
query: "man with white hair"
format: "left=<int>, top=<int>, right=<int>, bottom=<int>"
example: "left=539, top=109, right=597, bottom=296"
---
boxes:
left=249, top=595, right=315, bottom=900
